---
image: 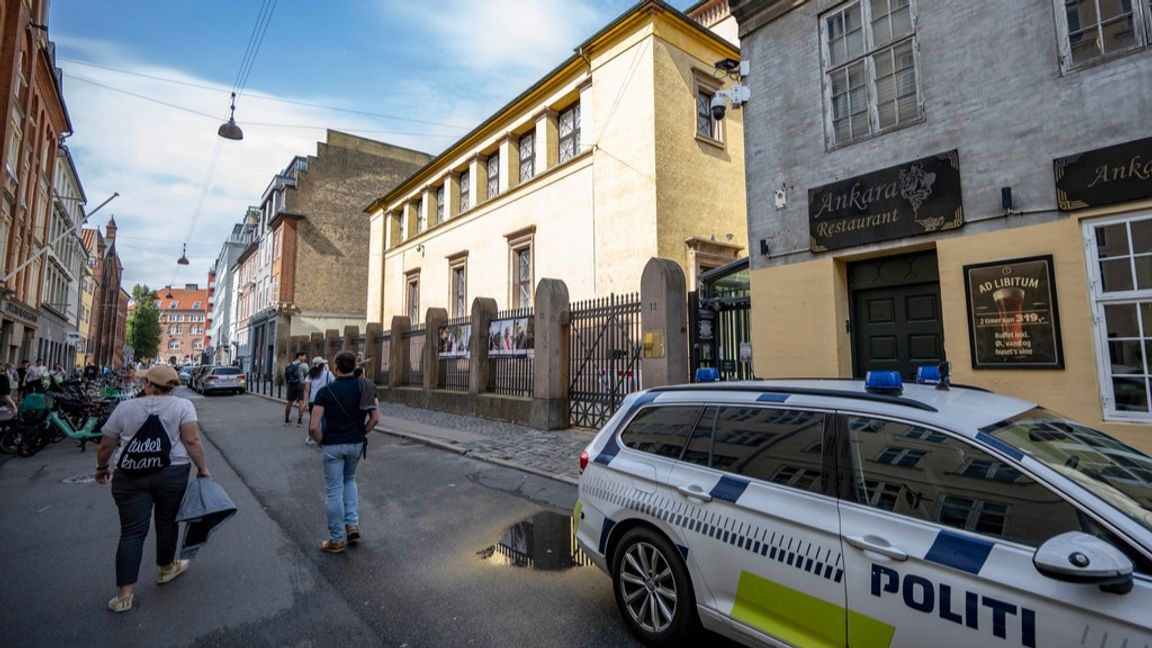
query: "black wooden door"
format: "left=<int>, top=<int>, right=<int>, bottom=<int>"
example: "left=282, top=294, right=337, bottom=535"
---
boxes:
left=852, top=283, right=943, bottom=379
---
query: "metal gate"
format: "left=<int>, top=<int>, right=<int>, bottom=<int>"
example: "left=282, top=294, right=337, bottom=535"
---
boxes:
left=568, top=293, right=642, bottom=429
left=690, top=258, right=753, bottom=381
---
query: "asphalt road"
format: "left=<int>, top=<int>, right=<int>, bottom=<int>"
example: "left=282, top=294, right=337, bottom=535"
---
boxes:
left=0, top=388, right=643, bottom=647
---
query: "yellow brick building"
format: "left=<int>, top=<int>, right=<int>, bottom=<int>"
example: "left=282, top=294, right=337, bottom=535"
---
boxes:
left=366, top=1, right=747, bottom=323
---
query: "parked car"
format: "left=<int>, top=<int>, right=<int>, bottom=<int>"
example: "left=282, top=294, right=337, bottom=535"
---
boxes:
left=189, top=365, right=213, bottom=392
left=198, top=366, right=245, bottom=395
left=574, top=370, right=1152, bottom=647
left=178, top=366, right=195, bottom=385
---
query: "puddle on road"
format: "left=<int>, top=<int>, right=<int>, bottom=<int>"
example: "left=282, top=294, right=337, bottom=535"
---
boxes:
left=477, top=511, right=592, bottom=571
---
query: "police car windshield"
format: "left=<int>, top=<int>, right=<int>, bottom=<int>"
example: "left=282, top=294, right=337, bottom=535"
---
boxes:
left=981, top=407, right=1152, bottom=534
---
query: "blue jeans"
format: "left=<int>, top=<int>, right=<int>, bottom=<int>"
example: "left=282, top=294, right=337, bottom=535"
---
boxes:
left=322, top=443, right=363, bottom=542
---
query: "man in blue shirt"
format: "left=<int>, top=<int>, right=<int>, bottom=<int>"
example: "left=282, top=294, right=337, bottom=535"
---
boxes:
left=308, top=350, right=380, bottom=553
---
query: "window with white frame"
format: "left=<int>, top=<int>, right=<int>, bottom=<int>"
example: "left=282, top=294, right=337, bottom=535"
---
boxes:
left=512, top=244, right=532, bottom=308
left=486, top=153, right=500, bottom=199
left=821, top=0, right=920, bottom=148
left=168, top=340, right=181, bottom=350
left=694, top=69, right=724, bottom=142
left=559, top=103, right=581, bottom=163
left=459, top=170, right=470, bottom=212
left=398, top=210, right=408, bottom=242
left=519, top=132, right=535, bottom=183
left=406, top=272, right=420, bottom=323
left=1055, top=0, right=1152, bottom=71
left=1086, top=214, right=1152, bottom=419
left=450, top=258, right=467, bottom=318
left=415, top=199, right=426, bottom=233
left=435, top=186, right=445, bottom=224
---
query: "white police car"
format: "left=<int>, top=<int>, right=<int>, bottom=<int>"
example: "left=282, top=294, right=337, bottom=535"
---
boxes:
left=574, top=371, right=1152, bottom=647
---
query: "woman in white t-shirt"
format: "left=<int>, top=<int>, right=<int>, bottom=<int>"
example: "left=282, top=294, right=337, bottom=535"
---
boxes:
left=94, top=365, right=210, bottom=614
left=303, top=357, right=335, bottom=445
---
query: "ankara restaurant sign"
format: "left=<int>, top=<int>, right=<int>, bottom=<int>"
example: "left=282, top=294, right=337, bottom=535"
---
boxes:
left=1055, top=135, right=1152, bottom=210
left=808, top=150, right=964, bottom=252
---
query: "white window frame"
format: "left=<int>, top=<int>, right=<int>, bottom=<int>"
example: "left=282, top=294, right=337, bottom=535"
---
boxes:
left=1053, top=0, right=1152, bottom=73
left=1084, top=210, right=1152, bottom=421
left=818, top=0, right=923, bottom=149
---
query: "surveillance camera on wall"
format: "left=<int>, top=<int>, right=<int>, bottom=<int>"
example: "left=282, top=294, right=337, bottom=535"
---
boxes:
left=710, top=95, right=727, bottom=121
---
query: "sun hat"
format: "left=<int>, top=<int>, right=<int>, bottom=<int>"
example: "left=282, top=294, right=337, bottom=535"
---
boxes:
left=142, top=365, right=181, bottom=387
left=311, top=357, right=327, bottom=366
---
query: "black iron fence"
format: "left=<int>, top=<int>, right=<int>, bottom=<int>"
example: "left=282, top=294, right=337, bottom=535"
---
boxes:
left=487, top=306, right=533, bottom=397
left=403, top=326, right=425, bottom=387
left=437, top=315, right=471, bottom=392
left=568, top=293, right=642, bottom=429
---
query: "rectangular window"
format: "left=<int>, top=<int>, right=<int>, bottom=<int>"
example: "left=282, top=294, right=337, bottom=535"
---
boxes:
left=192, top=301, right=201, bottom=309
left=821, top=0, right=920, bottom=147
left=398, top=211, right=408, bottom=242
left=514, top=246, right=532, bottom=308
left=559, top=103, right=581, bottom=163
left=486, top=153, right=500, bottom=199
left=1086, top=214, right=1152, bottom=420
left=415, top=200, right=426, bottom=233
left=406, top=273, right=420, bottom=323
left=435, top=186, right=445, bottom=224
left=696, top=90, right=721, bottom=141
left=519, top=132, right=535, bottom=183
left=451, top=263, right=467, bottom=318
left=875, top=446, right=926, bottom=467
left=459, top=171, right=470, bottom=212
left=1056, top=0, right=1149, bottom=71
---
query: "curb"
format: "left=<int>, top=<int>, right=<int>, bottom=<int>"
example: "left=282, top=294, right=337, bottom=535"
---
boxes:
left=245, top=389, right=580, bottom=486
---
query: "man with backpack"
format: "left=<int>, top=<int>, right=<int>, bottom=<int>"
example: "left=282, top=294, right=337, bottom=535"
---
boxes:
left=283, top=351, right=308, bottom=426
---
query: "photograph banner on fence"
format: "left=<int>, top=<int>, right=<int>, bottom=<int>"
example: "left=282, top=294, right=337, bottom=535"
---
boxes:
left=437, top=323, right=472, bottom=358
left=488, top=317, right=534, bottom=357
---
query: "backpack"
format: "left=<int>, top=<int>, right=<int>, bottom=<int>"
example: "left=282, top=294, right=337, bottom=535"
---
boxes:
left=284, top=362, right=302, bottom=387
left=117, top=413, right=172, bottom=476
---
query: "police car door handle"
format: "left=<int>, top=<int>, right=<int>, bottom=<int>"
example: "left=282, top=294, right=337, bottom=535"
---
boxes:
left=676, top=485, right=713, bottom=503
left=845, top=535, right=908, bottom=561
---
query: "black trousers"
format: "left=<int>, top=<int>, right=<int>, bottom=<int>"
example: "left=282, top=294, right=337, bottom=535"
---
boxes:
left=111, top=464, right=191, bottom=586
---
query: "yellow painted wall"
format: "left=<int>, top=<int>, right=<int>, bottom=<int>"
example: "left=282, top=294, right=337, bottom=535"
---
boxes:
left=749, top=218, right=1151, bottom=451
left=651, top=34, right=747, bottom=272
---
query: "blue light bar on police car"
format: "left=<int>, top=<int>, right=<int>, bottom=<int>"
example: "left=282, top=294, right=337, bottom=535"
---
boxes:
left=865, top=370, right=903, bottom=395
left=695, top=367, right=719, bottom=383
left=915, top=365, right=941, bottom=384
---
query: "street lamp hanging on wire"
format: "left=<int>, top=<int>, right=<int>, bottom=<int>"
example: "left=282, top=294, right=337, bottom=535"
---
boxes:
left=217, top=92, right=243, bottom=141
left=177, top=243, right=190, bottom=265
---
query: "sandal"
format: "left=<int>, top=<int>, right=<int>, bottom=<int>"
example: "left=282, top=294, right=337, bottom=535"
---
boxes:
left=157, top=559, right=189, bottom=584
left=107, top=593, right=133, bottom=613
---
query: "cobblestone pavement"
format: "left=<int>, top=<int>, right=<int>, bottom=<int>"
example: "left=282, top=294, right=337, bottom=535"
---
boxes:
left=375, top=403, right=595, bottom=485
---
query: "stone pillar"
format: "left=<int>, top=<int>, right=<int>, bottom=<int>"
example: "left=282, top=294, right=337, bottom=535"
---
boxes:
left=389, top=316, right=409, bottom=388
left=424, top=308, right=447, bottom=390
left=532, top=278, right=569, bottom=430
left=324, top=329, right=340, bottom=364
left=470, top=297, right=498, bottom=394
left=365, top=322, right=383, bottom=383
left=343, top=326, right=358, bottom=352
left=641, top=258, right=688, bottom=388
left=310, top=332, right=324, bottom=361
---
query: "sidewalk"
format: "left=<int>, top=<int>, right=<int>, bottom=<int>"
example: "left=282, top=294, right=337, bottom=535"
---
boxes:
left=260, top=392, right=593, bottom=485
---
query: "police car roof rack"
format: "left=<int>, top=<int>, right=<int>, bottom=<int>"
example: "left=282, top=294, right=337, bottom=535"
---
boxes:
left=649, top=383, right=939, bottom=412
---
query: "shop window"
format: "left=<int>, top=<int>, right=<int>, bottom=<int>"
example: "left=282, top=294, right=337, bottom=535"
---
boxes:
left=1087, top=214, right=1152, bottom=420
left=820, top=0, right=921, bottom=148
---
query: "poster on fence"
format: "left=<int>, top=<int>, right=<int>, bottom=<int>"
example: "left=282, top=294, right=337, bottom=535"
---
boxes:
left=437, top=323, right=472, bottom=358
left=488, top=317, right=534, bottom=357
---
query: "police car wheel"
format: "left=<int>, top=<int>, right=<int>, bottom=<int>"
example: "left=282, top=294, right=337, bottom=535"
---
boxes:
left=611, top=527, right=698, bottom=645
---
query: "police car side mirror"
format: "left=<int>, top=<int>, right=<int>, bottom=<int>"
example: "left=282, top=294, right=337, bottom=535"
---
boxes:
left=1033, top=531, right=1134, bottom=594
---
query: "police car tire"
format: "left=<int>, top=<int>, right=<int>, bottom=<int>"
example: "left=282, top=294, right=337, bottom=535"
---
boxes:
left=611, top=527, right=698, bottom=646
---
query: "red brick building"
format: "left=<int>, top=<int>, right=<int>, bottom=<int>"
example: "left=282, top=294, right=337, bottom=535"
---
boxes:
left=157, top=284, right=209, bottom=365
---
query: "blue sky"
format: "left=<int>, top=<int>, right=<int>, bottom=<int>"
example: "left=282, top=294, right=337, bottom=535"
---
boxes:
left=49, top=0, right=696, bottom=290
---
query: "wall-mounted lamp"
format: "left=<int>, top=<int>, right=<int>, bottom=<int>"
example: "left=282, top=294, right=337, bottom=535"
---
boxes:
left=414, top=244, right=425, bottom=257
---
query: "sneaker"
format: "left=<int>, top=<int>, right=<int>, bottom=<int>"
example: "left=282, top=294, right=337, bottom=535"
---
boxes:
left=107, top=593, right=133, bottom=613
left=284, top=418, right=290, bottom=426
left=346, top=525, right=361, bottom=543
left=305, top=437, right=316, bottom=446
left=320, top=539, right=346, bottom=553
left=296, top=420, right=303, bottom=427
left=157, top=559, right=189, bottom=584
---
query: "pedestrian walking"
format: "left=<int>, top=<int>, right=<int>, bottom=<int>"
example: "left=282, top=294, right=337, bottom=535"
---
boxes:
left=94, top=365, right=211, bottom=613
left=353, top=351, right=372, bottom=378
left=0, top=363, right=16, bottom=411
left=302, top=357, right=335, bottom=445
left=83, top=357, right=99, bottom=382
left=24, top=358, right=46, bottom=394
left=16, top=359, right=28, bottom=400
left=308, top=350, right=379, bottom=553
left=283, top=351, right=308, bottom=426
